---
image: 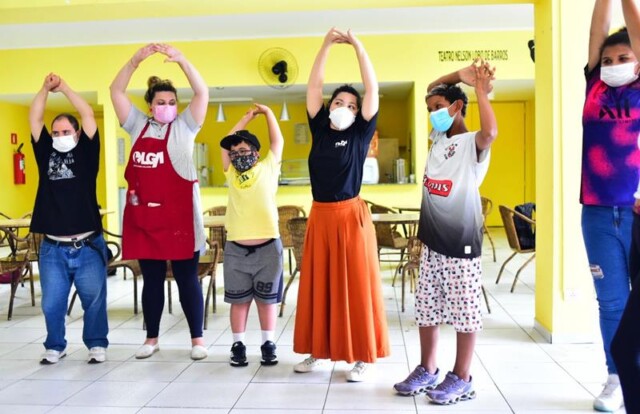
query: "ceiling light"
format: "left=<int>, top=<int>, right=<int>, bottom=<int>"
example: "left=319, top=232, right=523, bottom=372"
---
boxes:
left=216, top=103, right=226, bottom=122
left=280, top=101, right=290, bottom=122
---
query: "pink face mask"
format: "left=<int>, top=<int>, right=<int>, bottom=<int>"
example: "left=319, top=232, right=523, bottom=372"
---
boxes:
left=152, top=104, right=178, bottom=124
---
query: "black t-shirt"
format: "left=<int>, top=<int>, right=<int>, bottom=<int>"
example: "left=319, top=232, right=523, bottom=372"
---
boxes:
left=29, top=126, right=102, bottom=236
left=307, top=106, right=378, bottom=201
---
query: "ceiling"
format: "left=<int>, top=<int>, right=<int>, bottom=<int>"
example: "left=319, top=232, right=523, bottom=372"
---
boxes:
left=0, top=1, right=535, bottom=110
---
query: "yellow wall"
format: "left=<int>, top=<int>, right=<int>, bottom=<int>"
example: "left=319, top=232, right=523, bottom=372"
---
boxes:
left=0, top=30, right=534, bottom=232
left=0, top=102, right=36, bottom=218
left=531, top=0, right=597, bottom=342
left=465, top=101, right=534, bottom=226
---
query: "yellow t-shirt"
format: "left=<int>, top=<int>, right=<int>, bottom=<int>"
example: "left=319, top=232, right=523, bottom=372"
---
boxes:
left=224, top=150, right=280, bottom=241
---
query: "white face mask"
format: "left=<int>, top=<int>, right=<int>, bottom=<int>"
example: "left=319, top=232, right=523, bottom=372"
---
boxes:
left=329, top=107, right=356, bottom=130
left=52, top=134, right=78, bottom=153
left=601, top=62, right=639, bottom=87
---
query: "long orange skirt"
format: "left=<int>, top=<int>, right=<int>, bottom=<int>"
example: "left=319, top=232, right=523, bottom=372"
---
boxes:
left=293, top=196, right=390, bottom=363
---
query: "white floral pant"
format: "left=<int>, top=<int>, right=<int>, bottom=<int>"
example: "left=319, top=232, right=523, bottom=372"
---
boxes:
left=415, top=246, right=483, bottom=333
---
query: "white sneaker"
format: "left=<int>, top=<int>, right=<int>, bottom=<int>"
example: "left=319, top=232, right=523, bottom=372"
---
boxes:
left=293, top=356, right=326, bottom=373
left=88, top=347, right=106, bottom=364
left=40, top=349, right=66, bottom=365
left=593, top=374, right=623, bottom=412
left=135, top=343, right=159, bottom=359
left=346, top=361, right=371, bottom=382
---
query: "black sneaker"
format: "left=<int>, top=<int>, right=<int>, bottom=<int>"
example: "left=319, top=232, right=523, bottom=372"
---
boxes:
left=230, top=341, right=248, bottom=367
left=260, top=340, right=278, bottom=366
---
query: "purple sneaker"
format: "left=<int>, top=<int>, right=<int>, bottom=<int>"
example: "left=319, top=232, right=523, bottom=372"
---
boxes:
left=394, top=366, right=439, bottom=396
left=426, top=371, right=476, bottom=405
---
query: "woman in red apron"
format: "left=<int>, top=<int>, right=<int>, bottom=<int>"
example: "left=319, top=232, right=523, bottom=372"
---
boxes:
left=110, top=43, right=209, bottom=360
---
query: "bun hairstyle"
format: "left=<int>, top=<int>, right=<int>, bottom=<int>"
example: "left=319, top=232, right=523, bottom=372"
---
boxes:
left=144, top=76, right=177, bottom=104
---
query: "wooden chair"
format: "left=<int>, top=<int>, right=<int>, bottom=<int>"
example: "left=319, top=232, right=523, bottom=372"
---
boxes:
left=0, top=228, right=35, bottom=320
left=496, top=205, right=536, bottom=292
left=0, top=212, right=12, bottom=247
left=203, top=206, right=226, bottom=263
left=481, top=196, right=496, bottom=262
left=398, top=236, right=421, bottom=312
left=362, top=199, right=377, bottom=212
left=370, top=204, right=408, bottom=281
left=398, top=236, right=491, bottom=314
left=166, top=239, right=221, bottom=329
left=279, top=217, right=307, bottom=317
left=68, top=230, right=143, bottom=315
left=277, top=205, right=306, bottom=276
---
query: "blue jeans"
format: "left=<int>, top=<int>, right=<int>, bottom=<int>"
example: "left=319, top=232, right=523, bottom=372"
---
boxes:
left=39, top=233, right=109, bottom=351
left=581, top=205, right=633, bottom=374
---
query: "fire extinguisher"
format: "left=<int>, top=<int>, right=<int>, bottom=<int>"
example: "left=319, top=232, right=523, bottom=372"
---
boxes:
left=13, top=143, right=25, bottom=185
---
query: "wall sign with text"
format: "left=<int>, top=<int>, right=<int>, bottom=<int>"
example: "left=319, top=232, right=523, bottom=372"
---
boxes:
left=438, top=50, right=509, bottom=62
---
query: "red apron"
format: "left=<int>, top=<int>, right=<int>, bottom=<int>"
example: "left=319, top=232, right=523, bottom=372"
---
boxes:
left=122, top=122, right=195, bottom=260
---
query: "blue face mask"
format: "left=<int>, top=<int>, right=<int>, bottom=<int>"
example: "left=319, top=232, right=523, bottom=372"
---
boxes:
left=429, top=104, right=455, bottom=132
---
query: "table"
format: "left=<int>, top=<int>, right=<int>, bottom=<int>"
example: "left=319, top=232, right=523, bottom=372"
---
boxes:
left=0, top=210, right=113, bottom=257
left=392, top=206, right=421, bottom=213
left=371, top=212, right=419, bottom=223
left=371, top=212, right=419, bottom=237
left=0, top=209, right=113, bottom=230
left=0, top=218, right=30, bottom=229
left=203, top=215, right=225, bottom=228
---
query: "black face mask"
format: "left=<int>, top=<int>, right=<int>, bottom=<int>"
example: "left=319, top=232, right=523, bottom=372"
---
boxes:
left=231, top=154, right=258, bottom=172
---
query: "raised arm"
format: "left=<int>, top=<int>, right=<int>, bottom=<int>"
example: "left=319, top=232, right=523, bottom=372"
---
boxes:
left=30, top=73, right=59, bottom=141
left=474, top=60, right=498, bottom=153
left=344, top=30, right=379, bottom=121
left=427, top=61, right=483, bottom=92
left=156, top=44, right=209, bottom=126
left=221, top=109, right=258, bottom=171
left=110, top=43, right=158, bottom=125
left=55, top=77, right=97, bottom=138
left=220, top=104, right=284, bottom=171
left=254, top=103, right=284, bottom=163
left=588, top=0, right=613, bottom=72
left=307, top=28, right=345, bottom=118
left=622, top=0, right=640, bottom=63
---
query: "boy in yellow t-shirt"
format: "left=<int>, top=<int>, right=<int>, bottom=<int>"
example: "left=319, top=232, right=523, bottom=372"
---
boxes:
left=220, top=103, right=284, bottom=367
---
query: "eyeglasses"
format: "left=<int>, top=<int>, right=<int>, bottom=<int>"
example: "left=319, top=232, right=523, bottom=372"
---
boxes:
left=228, top=149, right=254, bottom=159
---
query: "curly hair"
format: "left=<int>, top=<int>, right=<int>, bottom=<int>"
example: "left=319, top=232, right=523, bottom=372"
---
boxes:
left=425, top=83, right=468, bottom=118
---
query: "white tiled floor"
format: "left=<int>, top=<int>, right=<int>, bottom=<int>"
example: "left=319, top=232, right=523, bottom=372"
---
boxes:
left=0, top=231, right=627, bottom=413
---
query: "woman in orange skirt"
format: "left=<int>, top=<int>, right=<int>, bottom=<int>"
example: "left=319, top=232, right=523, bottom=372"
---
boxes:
left=293, top=27, right=390, bottom=382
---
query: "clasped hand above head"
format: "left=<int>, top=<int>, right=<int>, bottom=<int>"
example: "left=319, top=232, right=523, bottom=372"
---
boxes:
left=44, top=73, right=61, bottom=92
left=458, top=58, right=496, bottom=96
left=240, top=103, right=273, bottom=122
left=323, top=27, right=363, bottom=51
left=130, top=43, right=185, bottom=68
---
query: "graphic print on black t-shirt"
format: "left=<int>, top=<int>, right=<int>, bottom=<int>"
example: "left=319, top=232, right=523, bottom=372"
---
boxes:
left=307, top=106, right=378, bottom=202
left=47, top=152, right=76, bottom=181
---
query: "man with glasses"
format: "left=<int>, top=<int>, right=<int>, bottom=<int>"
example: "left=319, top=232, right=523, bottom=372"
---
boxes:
left=220, top=103, right=284, bottom=367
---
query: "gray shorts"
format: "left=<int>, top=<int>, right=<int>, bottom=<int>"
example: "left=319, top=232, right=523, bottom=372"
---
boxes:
left=223, top=238, right=283, bottom=304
